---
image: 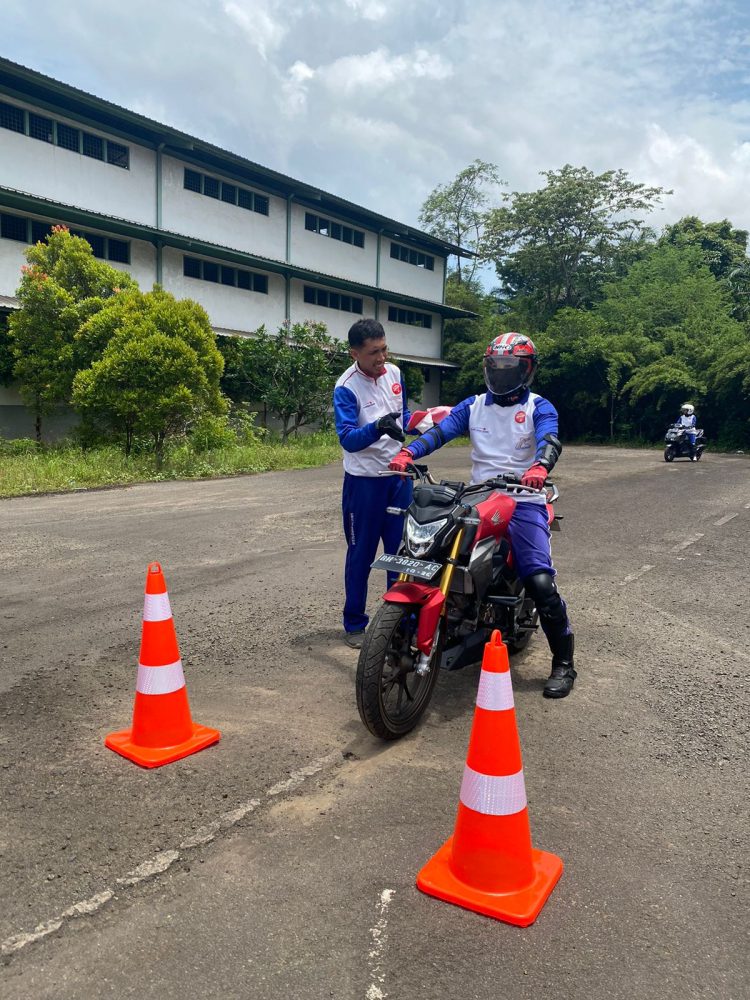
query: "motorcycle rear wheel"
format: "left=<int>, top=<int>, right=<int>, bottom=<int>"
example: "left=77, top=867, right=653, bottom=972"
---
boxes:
left=356, top=602, right=443, bottom=740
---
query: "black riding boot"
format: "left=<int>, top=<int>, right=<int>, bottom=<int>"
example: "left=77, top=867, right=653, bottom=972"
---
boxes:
left=544, top=633, right=576, bottom=699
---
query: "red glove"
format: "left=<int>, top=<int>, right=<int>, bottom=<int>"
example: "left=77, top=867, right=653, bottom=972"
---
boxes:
left=521, top=463, right=548, bottom=490
left=389, top=448, right=415, bottom=474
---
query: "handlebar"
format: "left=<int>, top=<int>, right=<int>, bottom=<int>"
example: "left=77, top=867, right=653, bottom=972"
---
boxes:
left=379, top=465, right=557, bottom=500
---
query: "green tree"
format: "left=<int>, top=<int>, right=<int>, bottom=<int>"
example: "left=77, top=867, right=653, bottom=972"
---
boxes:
left=485, top=165, right=667, bottom=326
left=72, top=288, right=226, bottom=465
left=0, top=313, right=16, bottom=385
left=221, top=322, right=347, bottom=441
left=419, top=160, right=505, bottom=283
left=8, top=226, right=136, bottom=440
left=659, top=216, right=748, bottom=282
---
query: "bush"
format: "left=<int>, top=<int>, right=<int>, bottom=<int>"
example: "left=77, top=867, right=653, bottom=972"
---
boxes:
left=0, top=436, right=40, bottom=456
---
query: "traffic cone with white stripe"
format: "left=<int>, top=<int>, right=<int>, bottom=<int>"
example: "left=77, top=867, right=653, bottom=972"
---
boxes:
left=105, top=562, right=220, bottom=768
left=416, top=630, right=562, bottom=926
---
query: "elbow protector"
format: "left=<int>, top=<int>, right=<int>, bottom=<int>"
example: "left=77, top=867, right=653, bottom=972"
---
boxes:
left=537, top=433, right=562, bottom=472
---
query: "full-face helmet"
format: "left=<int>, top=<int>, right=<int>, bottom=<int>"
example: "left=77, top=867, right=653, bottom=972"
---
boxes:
left=483, top=333, right=538, bottom=399
left=680, top=402, right=695, bottom=416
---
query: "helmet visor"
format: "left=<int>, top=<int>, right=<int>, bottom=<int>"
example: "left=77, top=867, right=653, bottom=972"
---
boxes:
left=484, top=355, right=530, bottom=396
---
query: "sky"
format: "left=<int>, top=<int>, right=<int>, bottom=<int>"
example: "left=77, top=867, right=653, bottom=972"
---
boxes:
left=4, top=0, right=750, bottom=259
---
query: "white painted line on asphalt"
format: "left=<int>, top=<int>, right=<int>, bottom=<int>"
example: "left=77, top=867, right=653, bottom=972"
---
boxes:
left=267, top=750, right=342, bottom=796
left=714, top=512, right=739, bottom=526
left=670, top=533, right=704, bottom=552
left=620, top=565, right=655, bottom=585
left=1, top=752, right=343, bottom=960
left=366, top=889, right=396, bottom=1000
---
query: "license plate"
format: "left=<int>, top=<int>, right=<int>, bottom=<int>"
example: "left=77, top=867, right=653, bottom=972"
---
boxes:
left=371, top=553, right=442, bottom=581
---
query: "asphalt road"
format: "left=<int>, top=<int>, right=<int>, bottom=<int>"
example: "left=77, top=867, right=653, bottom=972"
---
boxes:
left=1, top=445, right=748, bottom=999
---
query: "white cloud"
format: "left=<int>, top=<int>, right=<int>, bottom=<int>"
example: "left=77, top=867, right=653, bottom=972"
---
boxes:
left=223, top=1, right=287, bottom=60
left=344, top=0, right=389, bottom=20
left=318, top=46, right=452, bottom=95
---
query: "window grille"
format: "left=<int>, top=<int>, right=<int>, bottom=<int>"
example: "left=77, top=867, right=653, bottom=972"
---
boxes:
left=29, top=113, right=53, bottom=143
left=0, top=101, right=25, bottom=133
left=82, top=132, right=104, bottom=160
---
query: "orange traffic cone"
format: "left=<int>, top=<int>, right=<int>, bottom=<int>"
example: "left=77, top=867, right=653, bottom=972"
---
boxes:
left=417, top=630, right=562, bottom=926
left=105, top=562, right=220, bottom=768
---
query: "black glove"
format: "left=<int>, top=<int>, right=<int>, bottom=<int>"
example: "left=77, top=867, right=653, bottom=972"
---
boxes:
left=376, top=411, right=405, bottom=442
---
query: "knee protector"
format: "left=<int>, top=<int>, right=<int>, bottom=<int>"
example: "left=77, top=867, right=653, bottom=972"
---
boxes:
left=523, top=571, right=568, bottom=628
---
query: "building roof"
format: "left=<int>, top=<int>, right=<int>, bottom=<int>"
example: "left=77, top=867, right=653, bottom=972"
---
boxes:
left=0, top=186, right=477, bottom=320
left=0, top=57, right=474, bottom=261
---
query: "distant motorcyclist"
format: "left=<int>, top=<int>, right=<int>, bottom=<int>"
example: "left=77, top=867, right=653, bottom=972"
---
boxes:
left=676, top=402, right=698, bottom=461
left=388, top=332, right=576, bottom=699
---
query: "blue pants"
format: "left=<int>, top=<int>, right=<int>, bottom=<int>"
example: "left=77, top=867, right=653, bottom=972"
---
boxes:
left=506, top=502, right=555, bottom=578
left=507, top=502, right=572, bottom=642
left=342, top=473, right=412, bottom=633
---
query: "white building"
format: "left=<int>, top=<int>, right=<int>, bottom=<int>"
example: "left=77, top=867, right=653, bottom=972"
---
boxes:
left=0, top=57, right=474, bottom=437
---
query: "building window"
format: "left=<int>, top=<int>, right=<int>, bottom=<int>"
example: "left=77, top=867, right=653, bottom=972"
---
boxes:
left=183, top=257, right=202, bottom=279
left=82, top=132, right=104, bottom=161
left=388, top=306, right=432, bottom=329
left=183, top=168, right=270, bottom=216
left=56, top=122, right=81, bottom=152
left=1, top=213, right=130, bottom=261
left=106, top=141, right=129, bottom=169
left=0, top=101, right=129, bottom=168
left=30, top=220, right=53, bottom=244
left=0, top=100, right=25, bottom=133
left=390, top=241, right=434, bottom=271
left=303, top=285, right=363, bottom=313
left=0, top=213, right=29, bottom=242
left=107, top=239, right=130, bottom=264
left=183, top=256, right=268, bottom=293
left=203, top=175, right=220, bottom=200
left=304, top=212, right=365, bottom=249
left=184, top=169, right=202, bottom=193
left=29, top=113, right=54, bottom=143
left=68, top=229, right=129, bottom=262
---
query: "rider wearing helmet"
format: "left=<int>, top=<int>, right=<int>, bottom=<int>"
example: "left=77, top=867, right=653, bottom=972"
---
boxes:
left=388, top=333, right=576, bottom=698
left=677, top=402, right=698, bottom=460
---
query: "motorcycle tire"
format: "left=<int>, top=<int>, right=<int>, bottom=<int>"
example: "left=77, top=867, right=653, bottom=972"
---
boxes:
left=664, top=446, right=676, bottom=462
left=356, top=602, right=443, bottom=740
left=696, top=449, right=703, bottom=461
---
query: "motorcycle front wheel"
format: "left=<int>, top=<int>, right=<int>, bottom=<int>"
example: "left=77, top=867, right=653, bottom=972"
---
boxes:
left=356, top=602, right=443, bottom=740
left=664, top=446, right=676, bottom=462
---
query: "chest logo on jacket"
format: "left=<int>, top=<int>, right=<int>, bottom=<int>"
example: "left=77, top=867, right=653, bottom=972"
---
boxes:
left=514, top=411, right=526, bottom=423
left=392, top=383, right=402, bottom=395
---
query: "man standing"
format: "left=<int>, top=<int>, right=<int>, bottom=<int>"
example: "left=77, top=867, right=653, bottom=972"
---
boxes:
left=389, top=332, right=576, bottom=698
left=334, top=319, right=412, bottom=648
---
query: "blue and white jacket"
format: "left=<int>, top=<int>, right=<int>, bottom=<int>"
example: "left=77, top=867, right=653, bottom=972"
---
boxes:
left=334, top=362, right=412, bottom=477
left=678, top=414, right=697, bottom=429
left=407, top=390, right=558, bottom=503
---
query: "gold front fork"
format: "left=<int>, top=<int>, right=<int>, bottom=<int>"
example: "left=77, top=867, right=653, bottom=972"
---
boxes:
left=438, top=527, right=465, bottom=599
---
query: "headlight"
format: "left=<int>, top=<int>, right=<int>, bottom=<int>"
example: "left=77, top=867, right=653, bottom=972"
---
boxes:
left=406, top=515, right=447, bottom=558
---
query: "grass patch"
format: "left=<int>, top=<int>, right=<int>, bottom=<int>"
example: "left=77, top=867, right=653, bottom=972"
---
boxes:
left=0, top=431, right=343, bottom=499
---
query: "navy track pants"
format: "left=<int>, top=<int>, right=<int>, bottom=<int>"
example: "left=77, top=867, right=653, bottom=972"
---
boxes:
left=342, top=472, right=412, bottom=633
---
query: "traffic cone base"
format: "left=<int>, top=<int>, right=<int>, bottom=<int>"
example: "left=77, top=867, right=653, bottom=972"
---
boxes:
left=417, top=836, right=563, bottom=927
left=105, top=722, right=219, bottom=768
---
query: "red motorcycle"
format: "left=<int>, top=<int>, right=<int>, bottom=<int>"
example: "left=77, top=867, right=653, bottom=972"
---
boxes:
left=355, top=465, right=561, bottom=739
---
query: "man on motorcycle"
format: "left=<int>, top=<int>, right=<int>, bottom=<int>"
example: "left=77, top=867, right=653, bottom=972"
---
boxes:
left=388, top=333, right=576, bottom=698
left=334, top=319, right=413, bottom=648
left=676, top=402, right=698, bottom=461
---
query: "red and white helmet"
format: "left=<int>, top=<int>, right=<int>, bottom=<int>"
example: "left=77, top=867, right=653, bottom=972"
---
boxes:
left=483, top=333, right=538, bottom=398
